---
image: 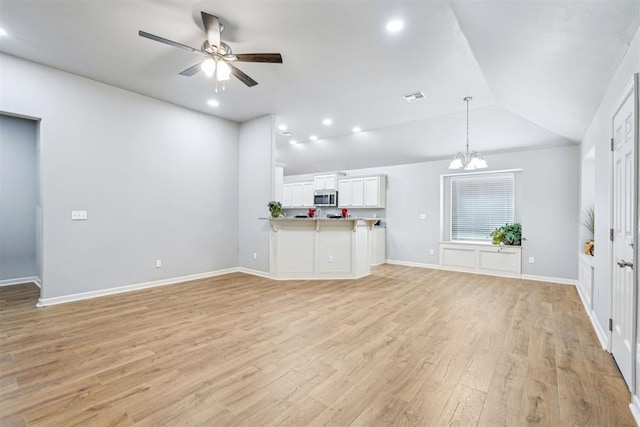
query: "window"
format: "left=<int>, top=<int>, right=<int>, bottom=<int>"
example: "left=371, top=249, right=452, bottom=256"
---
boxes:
left=450, top=172, right=515, bottom=241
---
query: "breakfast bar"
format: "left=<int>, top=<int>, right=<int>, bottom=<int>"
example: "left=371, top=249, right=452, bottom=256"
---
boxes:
left=267, top=217, right=379, bottom=279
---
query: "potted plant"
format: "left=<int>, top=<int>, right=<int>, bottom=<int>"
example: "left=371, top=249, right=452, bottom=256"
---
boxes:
left=268, top=201, right=283, bottom=218
left=490, top=223, right=522, bottom=247
left=583, top=207, right=594, bottom=256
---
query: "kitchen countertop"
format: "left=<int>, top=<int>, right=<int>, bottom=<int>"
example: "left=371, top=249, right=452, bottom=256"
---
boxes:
left=260, top=217, right=382, bottom=221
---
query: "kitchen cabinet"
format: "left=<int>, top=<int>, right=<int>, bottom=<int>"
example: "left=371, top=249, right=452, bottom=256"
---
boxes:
left=338, top=175, right=386, bottom=208
left=369, top=227, right=386, bottom=265
left=364, top=176, right=386, bottom=207
left=314, top=173, right=344, bottom=191
left=282, top=182, right=314, bottom=208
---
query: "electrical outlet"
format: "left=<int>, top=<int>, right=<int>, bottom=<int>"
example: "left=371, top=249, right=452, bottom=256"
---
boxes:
left=156, top=259, right=162, bottom=268
left=328, top=255, right=334, bottom=263
left=528, top=256, right=535, bottom=264
left=429, top=249, right=435, bottom=255
left=71, top=210, right=88, bottom=220
left=419, top=213, right=426, bottom=220
left=253, top=252, right=258, bottom=260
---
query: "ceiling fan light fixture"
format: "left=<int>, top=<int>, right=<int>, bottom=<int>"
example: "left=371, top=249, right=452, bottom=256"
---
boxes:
left=448, top=97, right=488, bottom=171
left=216, top=60, right=231, bottom=81
left=201, top=58, right=215, bottom=77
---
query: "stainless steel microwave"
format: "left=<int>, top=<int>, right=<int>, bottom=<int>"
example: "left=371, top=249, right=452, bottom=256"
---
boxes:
left=314, top=190, right=338, bottom=207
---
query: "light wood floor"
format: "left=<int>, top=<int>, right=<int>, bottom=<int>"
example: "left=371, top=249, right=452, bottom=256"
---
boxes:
left=0, top=265, right=634, bottom=426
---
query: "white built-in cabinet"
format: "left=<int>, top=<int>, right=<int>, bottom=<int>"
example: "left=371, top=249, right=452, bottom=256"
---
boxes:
left=339, top=175, right=386, bottom=208
left=314, top=174, right=339, bottom=191
left=282, top=182, right=314, bottom=208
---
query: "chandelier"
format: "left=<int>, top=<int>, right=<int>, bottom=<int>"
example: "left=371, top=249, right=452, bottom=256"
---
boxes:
left=448, top=96, right=488, bottom=170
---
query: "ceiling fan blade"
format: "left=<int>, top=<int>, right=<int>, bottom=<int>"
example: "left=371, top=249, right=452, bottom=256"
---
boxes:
left=228, top=63, right=258, bottom=87
left=201, top=12, right=221, bottom=49
left=139, top=31, right=204, bottom=55
left=179, top=63, right=203, bottom=77
left=234, top=53, right=283, bottom=63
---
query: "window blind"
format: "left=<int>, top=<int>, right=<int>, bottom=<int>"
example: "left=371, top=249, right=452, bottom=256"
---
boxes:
left=451, top=172, right=515, bottom=241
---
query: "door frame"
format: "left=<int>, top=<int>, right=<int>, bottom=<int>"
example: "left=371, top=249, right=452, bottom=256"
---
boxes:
left=609, top=74, right=639, bottom=391
left=0, top=111, right=44, bottom=304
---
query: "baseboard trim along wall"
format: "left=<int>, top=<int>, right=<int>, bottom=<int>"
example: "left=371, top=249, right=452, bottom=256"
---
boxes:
left=37, top=268, right=239, bottom=307
left=629, top=395, right=640, bottom=426
left=385, top=259, right=576, bottom=284
left=574, top=276, right=608, bottom=350
left=0, top=276, right=40, bottom=287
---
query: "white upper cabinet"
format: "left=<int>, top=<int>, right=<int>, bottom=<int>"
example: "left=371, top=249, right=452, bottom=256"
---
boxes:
left=282, top=184, right=293, bottom=207
left=282, top=181, right=315, bottom=208
left=338, top=179, right=352, bottom=207
left=338, top=175, right=386, bottom=208
left=314, top=173, right=343, bottom=191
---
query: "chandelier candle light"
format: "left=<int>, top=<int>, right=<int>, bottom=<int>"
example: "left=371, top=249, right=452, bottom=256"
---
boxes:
left=448, top=96, right=488, bottom=170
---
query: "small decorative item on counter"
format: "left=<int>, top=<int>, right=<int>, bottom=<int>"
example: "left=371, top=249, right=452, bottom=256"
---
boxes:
left=308, top=208, right=316, bottom=218
left=341, top=208, right=348, bottom=218
left=585, top=240, right=594, bottom=256
left=268, top=201, right=283, bottom=218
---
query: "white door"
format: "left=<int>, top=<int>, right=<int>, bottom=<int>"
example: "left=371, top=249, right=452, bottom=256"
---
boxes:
left=611, top=79, right=636, bottom=390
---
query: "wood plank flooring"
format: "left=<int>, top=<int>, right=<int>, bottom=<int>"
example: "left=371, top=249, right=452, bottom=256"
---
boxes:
left=0, top=265, right=634, bottom=426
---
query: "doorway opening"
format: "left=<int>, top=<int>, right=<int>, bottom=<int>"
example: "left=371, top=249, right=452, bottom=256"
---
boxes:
left=0, top=113, right=42, bottom=305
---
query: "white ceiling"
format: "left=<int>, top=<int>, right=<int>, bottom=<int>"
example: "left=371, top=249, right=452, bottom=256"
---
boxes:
left=1, top=0, right=638, bottom=175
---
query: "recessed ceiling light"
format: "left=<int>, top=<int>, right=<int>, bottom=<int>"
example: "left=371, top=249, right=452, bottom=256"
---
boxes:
left=309, top=135, right=318, bottom=141
left=289, top=139, right=297, bottom=145
left=386, top=20, right=404, bottom=33
left=278, top=124, right=287, bottom=131
left=0, top=27, right=7, bottom=37
left=322, top=119, right=332, bottom=126
left=207, top=99, right=219, bottom=107
left=352, top=126, right=362, bottom=133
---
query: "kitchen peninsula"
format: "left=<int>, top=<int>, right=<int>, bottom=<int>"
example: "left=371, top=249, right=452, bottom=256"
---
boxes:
left=266, top=217, right=380, bottom=279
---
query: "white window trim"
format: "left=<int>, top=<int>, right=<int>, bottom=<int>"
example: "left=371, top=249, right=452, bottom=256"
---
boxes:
left=439, top=169, right=522, bottom=242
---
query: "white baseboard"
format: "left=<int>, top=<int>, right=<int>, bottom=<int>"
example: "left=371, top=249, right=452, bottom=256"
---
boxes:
left=630, top=394, right=640, bottom=426
left=590, top=311, right=610, bottom=350
left=0, top=276, right=40, bottom=287
left=521, top=274, right=577, bottom=286
left=385, top=259, right=442, bottom=270
left=37, top=268, right=238, bottom=307
left=236, top=267, right=272, bottom=279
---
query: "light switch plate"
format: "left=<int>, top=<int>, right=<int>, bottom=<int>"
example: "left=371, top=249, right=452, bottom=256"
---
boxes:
left=419, top=213, right=426, bottom=220
left=71, top=210, right=88, bottom=220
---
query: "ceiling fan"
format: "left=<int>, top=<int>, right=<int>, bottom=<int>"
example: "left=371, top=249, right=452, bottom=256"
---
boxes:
left=139, top=12, right=283, bottom=88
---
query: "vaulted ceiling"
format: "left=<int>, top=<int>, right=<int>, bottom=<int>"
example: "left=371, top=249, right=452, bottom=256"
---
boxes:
left=1, top=0, right=638, bottom=174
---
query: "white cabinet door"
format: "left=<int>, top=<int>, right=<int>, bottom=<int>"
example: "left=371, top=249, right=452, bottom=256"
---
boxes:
left=364, top=177, right=379, bottom=207
left=282, top=184, right=293, bottom=207
left=292, top=183, right=305, bottom=207
left=303, top=182, right=314, bottom=207
left=325, top=175, right=337, bottom=190
left=314, top=174, right=338, bottom=190
left=338, top=180, right=351, bottom=207
left=351, top=178, right=364, bottom=207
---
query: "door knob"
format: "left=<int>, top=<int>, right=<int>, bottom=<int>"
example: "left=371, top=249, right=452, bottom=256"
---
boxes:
left=617, top=259, right=634, bottom=269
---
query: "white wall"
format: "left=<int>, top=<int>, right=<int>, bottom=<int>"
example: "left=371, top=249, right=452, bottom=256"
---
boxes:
left=580, top=27, right=640, bottom=345
left=287, top=144, right=579, bottom=280
left=0, top=54, right=240, bottom=299
left=238, top=115, right=275, bottom=272
left=0, top=114, right=38, bottom=281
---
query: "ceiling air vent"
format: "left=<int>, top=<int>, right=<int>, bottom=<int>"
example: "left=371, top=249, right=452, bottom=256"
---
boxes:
left=403, top=91, right=426, bottom=103
left=280, top=131, right=295, bottom=136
